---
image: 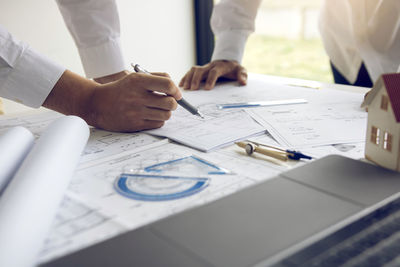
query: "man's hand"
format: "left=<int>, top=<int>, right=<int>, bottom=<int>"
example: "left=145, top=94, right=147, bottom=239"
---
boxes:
left=179, top=60, right=247, bottom=90
left=94, top=70, right=130, bottom=84
left=44, top=70, right=182, bottom=132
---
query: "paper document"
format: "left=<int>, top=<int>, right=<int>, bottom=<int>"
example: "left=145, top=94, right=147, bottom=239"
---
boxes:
left=0, top=127, right=34, bottom=194
left=147, top=106, right=265, bottom=151
left=247, top=88, right=368, bottom=148
left=147, top=74, right=348, bottom=151
left=0, top=116, right=89, bottom=267
left=38, top=142, right=283, bottom=263
left=0, top=110, right=166, bottom=164
left=250, top=134, right=365, bottom=160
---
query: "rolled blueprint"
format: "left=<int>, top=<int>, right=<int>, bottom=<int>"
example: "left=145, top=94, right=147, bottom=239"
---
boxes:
left=0, top=116, right=89, bottom=267
left=0, top=126, right=34, bottom=194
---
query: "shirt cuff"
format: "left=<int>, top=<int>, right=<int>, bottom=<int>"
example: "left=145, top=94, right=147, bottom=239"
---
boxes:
left=77, top=37, right=125, bottom=79
left=2, top=46, right=65, bottom=108
left=211, top=30, right=250, bottom=63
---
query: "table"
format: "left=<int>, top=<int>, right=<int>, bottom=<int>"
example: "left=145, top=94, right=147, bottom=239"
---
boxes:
left=0, top=73, right=369, bottom=264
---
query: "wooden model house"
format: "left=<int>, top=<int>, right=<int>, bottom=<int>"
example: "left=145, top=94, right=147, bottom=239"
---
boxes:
left=361, top=73, right=400, bottom=171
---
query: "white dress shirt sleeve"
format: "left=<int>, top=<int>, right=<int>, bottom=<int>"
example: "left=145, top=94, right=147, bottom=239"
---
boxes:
left=56, top=0, right=125, bottom=78
left=210, top=0, right=262, bottom=63
left=0, top=25, right=65, bottom=108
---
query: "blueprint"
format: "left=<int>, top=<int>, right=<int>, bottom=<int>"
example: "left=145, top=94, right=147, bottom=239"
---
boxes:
left=250, top=134, right=365, bottom=160
left=0, top=111, right=166, bottom=163
left=37, top=142, right=284, bottom=263
left=247, top=88, right=368, bottom=148
left=0, top=76, right=368, bottom=265
left=147, top=74, right=341, bottom=152
left=147, top=105, right=265, bottom=152
left=0, top=109, right=285, bottom=264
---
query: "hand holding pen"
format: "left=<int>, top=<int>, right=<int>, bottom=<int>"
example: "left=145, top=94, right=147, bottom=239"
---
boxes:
left=81, top=66, right=183, bottom=132
left=133, top=64, right=204, bottom=118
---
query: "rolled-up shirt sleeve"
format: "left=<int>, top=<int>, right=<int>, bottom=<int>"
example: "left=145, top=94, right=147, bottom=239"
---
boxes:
left=56, top=0, right=125, bottom=79
left=0, top=25, right=65, bottom=108
left=211, top=0, right=262, bottom=63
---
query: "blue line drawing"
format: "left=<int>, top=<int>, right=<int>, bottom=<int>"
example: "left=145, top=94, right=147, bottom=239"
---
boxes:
left=144, top=155, right=230, bottom=175
left=114, top=173, right=209, bottom=201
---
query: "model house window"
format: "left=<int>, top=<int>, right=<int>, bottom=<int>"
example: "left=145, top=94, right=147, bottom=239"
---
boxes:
left=383, top=131, right=393, bottom=151
left=381, top=95, right=389, bottom=111
left=371, top=126, right=380, bottom=145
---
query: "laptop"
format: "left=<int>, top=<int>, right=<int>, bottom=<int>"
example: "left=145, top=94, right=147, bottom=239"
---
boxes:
left=41, top=155, right=400, bottom=267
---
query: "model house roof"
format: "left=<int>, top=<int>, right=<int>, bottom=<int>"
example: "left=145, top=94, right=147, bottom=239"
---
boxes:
left=382, top=73, right=400, bottom=122
left=361, top=73, right=400, bottom=122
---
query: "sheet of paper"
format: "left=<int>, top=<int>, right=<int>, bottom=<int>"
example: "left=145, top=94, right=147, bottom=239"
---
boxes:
left=147, top=73, right=351, bottom=152
left=0, top=110, right=167, bottom=163
left=247, top=88, right=368, bottom=148
left=147, top=107, right=265, bottom=152
left=302, top=142, right=365, bottom=160
left=38, top=142, right=284, bottom=263
left=0, top=126, right=34, bottom=194
left=0, top=116, right=89, bottom=267
left=81, top=128, right=167, bottom=163
left=250, top=134, right=365, bottom=160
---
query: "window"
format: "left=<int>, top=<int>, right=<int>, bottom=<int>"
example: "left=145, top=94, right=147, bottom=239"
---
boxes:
left=242, top=1, right=332, bottom=83
left=371, top=126, right=380, bottom=145
left=383, top=131, right=393, bottom=151
left=381, top=95, right=389, bottom=111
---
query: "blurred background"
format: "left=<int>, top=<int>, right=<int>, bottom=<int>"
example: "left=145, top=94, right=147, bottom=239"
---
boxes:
left=242, top=0, right=332, bottom=83
left=0, top=0, right=331, bottom=113
left=0, top=0, right=196, bottom=81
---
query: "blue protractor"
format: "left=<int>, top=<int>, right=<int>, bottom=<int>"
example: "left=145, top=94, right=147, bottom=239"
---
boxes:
left=114, top=173, right=209, bottom=201
left=144, top=155, right=230, bottom=175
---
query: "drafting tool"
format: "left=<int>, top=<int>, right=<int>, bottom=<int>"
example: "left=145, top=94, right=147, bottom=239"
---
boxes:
left=236, top=141, right=312, bottom=161
left=144, top=155, right=231, bottom=175
left=114, top=174, right=209, bottom=201
left=217, top=99, right=307, bottom=109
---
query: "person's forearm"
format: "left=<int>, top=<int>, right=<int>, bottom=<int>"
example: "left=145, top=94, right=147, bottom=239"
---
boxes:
left=43, top=70, right=97, bottom=126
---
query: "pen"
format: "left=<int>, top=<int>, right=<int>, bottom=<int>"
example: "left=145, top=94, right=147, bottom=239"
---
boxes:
left=132, top=64, right=205, bottom=119
left=236, top=141, right=312, bottom=161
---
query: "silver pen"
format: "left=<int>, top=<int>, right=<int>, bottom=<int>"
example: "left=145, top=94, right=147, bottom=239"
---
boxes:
left=132, top=64, right=204, bottom=119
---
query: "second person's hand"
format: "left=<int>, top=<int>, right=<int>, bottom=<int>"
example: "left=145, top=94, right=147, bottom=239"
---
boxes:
left=179, top=60, right=248, bottom=91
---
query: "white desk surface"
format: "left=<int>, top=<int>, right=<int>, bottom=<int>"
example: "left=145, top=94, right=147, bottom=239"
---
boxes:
left=0, top=73, right=370, bottom=264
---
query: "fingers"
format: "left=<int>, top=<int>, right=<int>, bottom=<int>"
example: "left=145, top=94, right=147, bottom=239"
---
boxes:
left=190, top=68, right=206, bottom=90
left=205, top=68, right=220, bottom=90
left=124, top=115, right=165, bottom=132
left=180, top=60, right=247, bottom=91
left=180, top=65, right=210, bottom=90
left=140, top=120, right=165, bottom=131
left=129, top=73, right=182, bottom=100
left=236, top=66, right=248, bottom=86
left=182, top=67, right=196, bottom=90
left=145, top=94, right=178, bottom=111
left=142, top=108, right=172, bottom=121
left=179, top=74, right=186, bottom=87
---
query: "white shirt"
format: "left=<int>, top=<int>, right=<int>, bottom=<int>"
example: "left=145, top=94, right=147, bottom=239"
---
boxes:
left=0, top=0, right=125, bottom=108
left=0, top=25, right=65, bottom=108
left=56, top=0, right=125, bottom=79
left=211, top=0, right=400, bottom=84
